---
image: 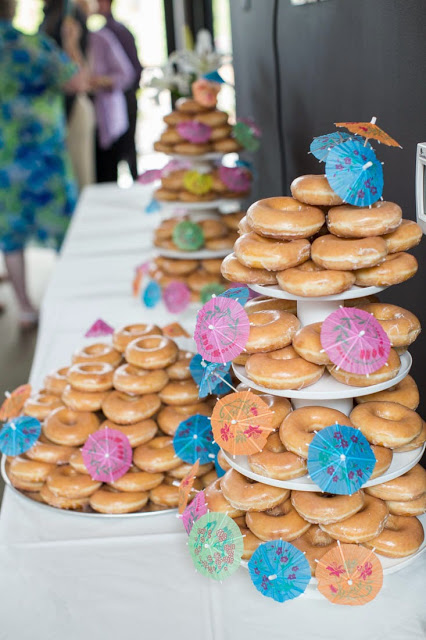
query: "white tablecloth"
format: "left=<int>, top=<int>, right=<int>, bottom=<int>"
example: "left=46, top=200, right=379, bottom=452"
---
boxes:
left=0, top=185, right=425, bottom=640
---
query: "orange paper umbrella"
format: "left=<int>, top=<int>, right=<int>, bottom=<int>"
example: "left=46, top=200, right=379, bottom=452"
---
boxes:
left=335, top=117, right=401, bottom=148
left=316, top=541, right=383, bottom=606
left=0, top=384, right=32, bottom=422
left=178, top=459, right=199, bottom=514
left=211, top=390, right=274, bottom=455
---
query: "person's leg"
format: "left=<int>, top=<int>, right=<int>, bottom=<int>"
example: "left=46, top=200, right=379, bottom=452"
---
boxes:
left=95, top=134, right=119, bottom=183
left=117, top=90, right=138, bottom=179
left=4, top=249, right=38, bottom=327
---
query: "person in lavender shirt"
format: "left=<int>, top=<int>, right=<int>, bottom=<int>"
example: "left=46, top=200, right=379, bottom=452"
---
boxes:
left=97, top=0, right=143, bottom=180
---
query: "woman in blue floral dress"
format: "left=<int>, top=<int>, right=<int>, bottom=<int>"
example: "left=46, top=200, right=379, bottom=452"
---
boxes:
left=0, top=0, right=84, bottom=327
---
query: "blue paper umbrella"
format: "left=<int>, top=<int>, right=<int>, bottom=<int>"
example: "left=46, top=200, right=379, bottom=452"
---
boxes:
left=220, top=286, right=250, bottom=306
left=203, top=70, right=226, bottom=84
left=325, top=140, right=383, bottom=207
left=189, top=354, right=205, bottom=385
left=248, top=540, right=311, bottom=603
left=307, top=424, right=376, bottom=495
left=145, top=197, right=161, bottom=213
left=199, top=361, right=232, bottom=398
left=310, top=132, right=369, bottom=162
left=0, top=415, right=41, bottom=456
left=142, top=280, right=161, bottom=308
left=173, top=414, right=219, bottom=464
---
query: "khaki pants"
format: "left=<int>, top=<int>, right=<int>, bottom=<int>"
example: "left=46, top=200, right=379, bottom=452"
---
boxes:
left=66, top=94, right=96, bottom=191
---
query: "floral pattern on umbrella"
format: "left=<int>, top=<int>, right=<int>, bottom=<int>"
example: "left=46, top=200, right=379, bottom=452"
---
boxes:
left=173, top=414, right=219, bottom=465
left=0, top=384, right=32, bottom=422
left=310, top=132, right=368, bottom=162
left=198, top=361, right=232, bottom=398
left=219, top=285, right=250, bottom=306
left=307, top=425, right=375, bottom=495
left=178, top=459, right=199, bottom=514
left=316, top=542, right=383, bottom=605
left=335, top=119, right=401, bottom=148
left=188, top=512, right=244, bottom=580
left=0, top=415, right=41, bottom=456
left=211, top=390, right=274, bottom=455
left=81, top=428, right=132, bottom=483
left=182, top=489, right=208, bottom=534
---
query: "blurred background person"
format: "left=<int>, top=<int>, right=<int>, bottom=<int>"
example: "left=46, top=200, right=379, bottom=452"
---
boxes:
left=0, top=0, right=86, bottom=328
left=97, top=0, right=143, bottom=180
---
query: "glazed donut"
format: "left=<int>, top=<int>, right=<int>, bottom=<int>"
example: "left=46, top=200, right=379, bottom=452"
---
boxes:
left=100, top=418, right=157, bottom=447
left=158, top=380, right=199, bottom=406
left=153, top=141, right=174, bottom=154
left=246, top=498, right=311, bottom=542
left=186, top=270, right=223, bottom=293
left=201, top=258, right=223, bottom=275
left=163, top=111, right=192, bottom=126
left=291, top=490, right=365, bottom=525
left=113, top=364, right=168, bottom=395
left=200, top=469, right=218, bottom=487
left=370, top=445, right=393, bottom=479
left=328, top=348, right=400, bottom=387
left=198, top=218, right=228, bottom=239
left=349, top=401, right=422, bottom=448
left=62, top=385, right=108, bottom=412
left=157, top=402, right=211, bottom=436
left=43, top=367, right=69, bottom=396
left=277, top=260, right=356, bottom=297
left=102, top=391, right=160, bottom=425
left=290, top=175, right=343, bottom=207
left=245, top=310, right=300, bottom=353
left=386, top=493, right=426, bottom=517
left=245, top=296, right=297, bottom=315
left=279, top=407, right=354, bottom=458
left=204, top=478, right=244, bottom=517
left=149, top=483, right=179, bottom=508
left=209, top=124, right=232, bottom=141
left=248, top=434, right=307, bottom=480
left=166, top=351, right=192, bottom=381
left=68, top=450, right=89, bottom=474
left=221, top=253, right=278, bottom=285
left=155, top=257, right=198, bottom=276
left=205, top=235, right=235, bottom=250
left=26, top=434, right=75, bottom=465
left=394, top=420, right=426, bottom=452
left=213, top=138, right=242, bottom=153
left=112, top=323, right=162, bottom=353
left=293, top=526, right=337, bottom=576
left=220, top=469, right=289, bottom=511
left=125, top=335, right=178, bottom=370
left=195, top=110, right=228, bottom=127
left=366, top=464, right=426, bottom=501
left=240, top=526, right=262, bottom=560
left=109, top=466, right=164, bottom=492
left=72, top=343, right=121, bottom=367
left=40, top=484, right=90, bottom=510
left=355, top=252, right=418, bottom=287
left=238, top=215, right=253, bottom=235
left=67, top=362, right=114, bottom=392
left=358, top=303, right=421, bottom=348
left=363, top=514, right=424, bottom=557
left=160, top=127, right=184, bottom=144
left=235, top=232, right=310, bottom=271
left=7, top=456, right=55, bottom=489
left=176, top=98, right=210, bottom=113
left=43, top=407, right=99, bottom=446
left=292, top=323, right=332, bottom=365
left=320, top=495, right=389, bottom=543
left=23, top=392, right=63, bottom=420
left=344, top=294, right=380, bottom=307
left=217, top=449, right=231, bottom=472
left=179, top=190, right=216, bottom=203
left=89, top=487, right=148, bottom=514
left=355, top=375, right=419, bottom=410
left=168, top=461, right=213, bottom=480
left=47, top=465, right=102, bottom=498
left=154, top=218, right=179, bottom=240
left=312, top=234, right=387, bottom=271
left=246, top=197, right=325, bottom=240
left=327, top=202, right=402, bottom=238
left=383, top=219, right=422, bottom=253
left=236, top=385, right=292, bottom=430
left=173, top=142, right=212, bottom=156
left=246, top=346, right=324, bottom=390
left=223, top=211, right=245, bottom=231
left=133, top=436, right=181, bottom=473
left=161, top=169, right=186, bottom=191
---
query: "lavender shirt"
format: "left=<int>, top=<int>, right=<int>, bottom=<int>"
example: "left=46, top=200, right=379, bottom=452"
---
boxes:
left=105, top=14, right=143, bottom=90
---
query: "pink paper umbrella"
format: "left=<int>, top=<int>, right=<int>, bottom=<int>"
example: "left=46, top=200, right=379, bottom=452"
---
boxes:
left=163, top=281, right=191, bottom=313
left=218, top=166, right=252, bottom=193
left=81, top=428, right=132, bottom=483
left=181, top=489, right=207, bottom=534
left=176, top=121, right=212, bottom=144
left=85, top=319, right=114, bottom=337
left=194, top=296, right=250, bottom=364
left=320, top=307, right=390, bottom=375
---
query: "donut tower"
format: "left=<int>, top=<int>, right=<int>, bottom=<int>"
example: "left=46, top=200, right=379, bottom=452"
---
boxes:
left=212, top=154, right=426, bottom=582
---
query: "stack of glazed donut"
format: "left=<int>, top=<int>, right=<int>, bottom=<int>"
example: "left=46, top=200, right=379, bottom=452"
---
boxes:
left=205, top=466, right=425, bottom=571
left=148, top=256, right=230, bottom=302
left=221, top=175, right=422, bottom=295
left=154, top=98, right=242, bottom=156
left=155, top=168, right=251, bottom=203
left=4, top=325, right=222, bottom=514
left=154, top=213, right=241, bottom=253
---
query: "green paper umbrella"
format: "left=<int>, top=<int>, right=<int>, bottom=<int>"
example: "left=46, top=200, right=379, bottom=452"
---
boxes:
left=173, top=221, right=205, bottom=251
left=200, top=283, right=226, bottom=304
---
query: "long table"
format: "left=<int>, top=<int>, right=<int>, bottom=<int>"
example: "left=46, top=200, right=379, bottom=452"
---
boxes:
left=0, top=185, right=424, bottom=640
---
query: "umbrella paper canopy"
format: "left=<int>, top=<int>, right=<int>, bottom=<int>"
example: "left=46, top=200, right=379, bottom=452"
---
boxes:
left=188, top=511, right=244, bottom=580
left=177, top=120, right=212, bottom=144
left=163, top=282, right=191, bottom=314
left=0, top=415, right=41, bottom=456
left=310, top=132, right=370, bottom=162
left=200, top=284, right=226, bottom=305
left=0, top=384, right=32, bottom=422
left=219, top=285, right=250, bottom=306
left=81, top=428, right=132, bottom=483
left=183, top=170, right=213, bottom=196
left=198, top=361, right=232, bottom=398
left=335, top=118, right=401, bottom=148
left=248, top=540, right=311, bottom=602
left=173, top=414, right=219, bottom=465
left=182, top=489, right=208, bottom=534
left=233, top=120, right=261, bottom=152
left=178, top=459, right=199, bottom=514
left=320, top=307, right=390, bottom=375
left=307, top=424, right=375, bottom=495
left=143, top=280, right=162, bottom=308
left=218, top=166, right=251, bottom=193
left=325, top=139, right=383, bottom=207
left=316, top=542, right=383, bottom=605
left=173, top=221, right=205, bottom=251
left=194, top=296, right=250, bottom=364
left=211, top=390, right=273, bottom=455
left=85, top=319, right=114, bottom=338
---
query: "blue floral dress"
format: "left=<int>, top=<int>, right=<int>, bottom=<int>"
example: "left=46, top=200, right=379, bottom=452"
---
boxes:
left=0, top=21, right=77, bottom=253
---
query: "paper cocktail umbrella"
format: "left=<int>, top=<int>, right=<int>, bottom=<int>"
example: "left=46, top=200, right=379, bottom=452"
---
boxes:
left=310, top=132, right=369, bottom=162
left=173, top=414, right=219, bottom=465
left=316, top=542, right=383, bottom=605
left=194, top=296, right=250, bottom=364
left=217, top=166, right=252, bottom=193
left=143, top=280, right=162, bottom=308
left=176, top=120, right=212, bottom=144
left=211, top=390, right=274, bottom=455
left=163, top=282, right=191, bottom=313
left=178, top=459, right=199, bottom=514
left=85, top=319, right=114, bottom=338
left=137, top=168, right=162, bottom=184
left=81, top=428, right=132, bottom=483
left=198, top=361, right=232, bottom=398
left=183, top=170, right=213, bottom=195
left=325, top=139, right=383, bottom=207
left=248, top=540, right=311, bottom=602
left=307, top=424, right=375, bottom=495
left=233, top=119, right=261, bottom=152
left=188, top=512, right=244, bottom=580
left=320, top=307, right=390, bottom=375
left=182, top=489, right=208, bottom=534
left=172, top=220, right=205, bottom=251
left=335, top=117, right=401, bottom=148
left=219, top=285, right=250, bottom=306
left=0, top=415, right=41, bottom=456
left=0, top=384, right=32, bottom=421
left=200, top=284, right=226, bottom=305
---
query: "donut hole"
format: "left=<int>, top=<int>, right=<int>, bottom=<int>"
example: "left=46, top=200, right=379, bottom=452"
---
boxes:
left=78, top=363, right=110, bottom=374
left=134, top=336, right=165, bottom=351
left=250, top=310, right=280, bottom=327
left=85, top=344, right=110, bottom=356
left=60, top=411, right=79, bottom=426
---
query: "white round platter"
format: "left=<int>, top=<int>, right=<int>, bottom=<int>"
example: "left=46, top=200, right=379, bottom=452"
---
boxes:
left=232, top=351, right=412, bottom=400
left=1, top=457, right=176, bottom=519
left=163, top=152, right=225, bottom=162
left=160, top=198, right=241, bottom=212
left=221, top=442, right=425, bottom=492
left=249, top=283, right=386, bottom=302
left=155, top=247, right=231, bottom=260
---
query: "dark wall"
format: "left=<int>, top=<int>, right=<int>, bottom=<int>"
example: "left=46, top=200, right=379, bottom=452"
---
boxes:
left=231, top=0, right=426, bottom=413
